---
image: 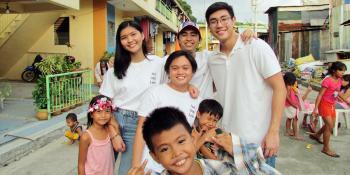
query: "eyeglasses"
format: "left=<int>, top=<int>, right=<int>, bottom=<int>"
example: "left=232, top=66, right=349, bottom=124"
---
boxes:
left=209, top=16, right=232, bottom=27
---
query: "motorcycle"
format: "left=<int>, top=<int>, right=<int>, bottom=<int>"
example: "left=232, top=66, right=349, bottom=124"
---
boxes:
left=21, top=54, right=43, bottom=82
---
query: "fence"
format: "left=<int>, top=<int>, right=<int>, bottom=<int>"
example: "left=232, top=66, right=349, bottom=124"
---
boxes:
left=46, top=70, right=92, bottom=119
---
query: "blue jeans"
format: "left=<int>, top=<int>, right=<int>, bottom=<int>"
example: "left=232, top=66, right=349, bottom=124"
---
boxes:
left=114, top=108, right=138, bottom=175
left=265, top=155, right=277, bottom=168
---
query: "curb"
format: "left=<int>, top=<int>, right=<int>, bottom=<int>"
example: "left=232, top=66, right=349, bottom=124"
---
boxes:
left=0, top=104, right=88, bottom=167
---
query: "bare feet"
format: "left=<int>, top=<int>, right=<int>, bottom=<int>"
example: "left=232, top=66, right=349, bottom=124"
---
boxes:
left=307, top=124, right=316, bottom=133
left=291, top=135, right=305, bottom=141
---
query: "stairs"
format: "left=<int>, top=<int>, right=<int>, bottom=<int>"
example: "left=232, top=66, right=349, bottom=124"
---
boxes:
left=0, top=14, right=29, bottom=47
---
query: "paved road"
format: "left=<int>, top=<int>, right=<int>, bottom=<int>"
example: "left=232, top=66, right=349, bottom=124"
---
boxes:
left=0, top=88, right=349, bottom=175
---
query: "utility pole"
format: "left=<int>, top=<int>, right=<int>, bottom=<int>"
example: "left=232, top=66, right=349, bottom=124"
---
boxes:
left=252, top=0, right=258, bottom=32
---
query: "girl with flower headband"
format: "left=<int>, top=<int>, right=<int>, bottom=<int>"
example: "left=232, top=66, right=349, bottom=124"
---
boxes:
left=78, top=95, right=125, bottom=175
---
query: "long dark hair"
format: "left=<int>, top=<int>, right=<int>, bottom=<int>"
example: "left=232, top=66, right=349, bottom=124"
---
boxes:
left=114, top=20, right=147, bottom=79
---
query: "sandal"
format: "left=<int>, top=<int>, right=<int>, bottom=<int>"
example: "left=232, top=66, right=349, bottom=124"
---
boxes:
left=321, top=150, right=340, bottom=158
left=309, top=134, right=323, bottom=144
left=307, top=124, right=316, bottom=133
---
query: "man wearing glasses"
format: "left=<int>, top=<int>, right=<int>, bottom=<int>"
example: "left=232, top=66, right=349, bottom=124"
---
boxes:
left=205, top=2, right=286, bottom=168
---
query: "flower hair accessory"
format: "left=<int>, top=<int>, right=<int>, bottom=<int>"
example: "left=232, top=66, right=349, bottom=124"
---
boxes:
left=88, top=97, right=115, bottom=113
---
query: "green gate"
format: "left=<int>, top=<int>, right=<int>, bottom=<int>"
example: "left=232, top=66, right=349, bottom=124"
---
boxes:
left=46, top=70, right=92, bottom=119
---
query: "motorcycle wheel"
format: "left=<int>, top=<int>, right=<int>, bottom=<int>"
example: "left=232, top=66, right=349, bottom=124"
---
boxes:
left=21, top=70, right=36, bottom=82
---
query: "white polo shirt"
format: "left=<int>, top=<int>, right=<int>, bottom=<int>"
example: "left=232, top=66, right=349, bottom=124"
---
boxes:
left=208, top=36, right=281, bottom=144
left=99, top=57, right=164, bottom=111
left=138, top=84, right=201, bottom=173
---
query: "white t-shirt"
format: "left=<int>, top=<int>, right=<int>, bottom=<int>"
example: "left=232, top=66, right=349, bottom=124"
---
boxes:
left=99, top=57, right=164, bottom=111
left=163, top=51, right=214, bottom=99
left=208, top=36, right=281, bottom=144
left=138, top=84, right=201, bottom=173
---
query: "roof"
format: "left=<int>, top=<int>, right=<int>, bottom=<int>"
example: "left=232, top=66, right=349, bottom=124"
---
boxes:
left=265, top=4, right=329, bottom=14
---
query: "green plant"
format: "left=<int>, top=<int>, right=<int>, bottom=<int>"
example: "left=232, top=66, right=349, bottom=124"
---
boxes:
left=35, top=55, right=64, bottom=75
left=100, top=51, right=114, bottom=61
left=32, top=77, right=47, bottom=109
left=0, top=83, right=12, bottom=99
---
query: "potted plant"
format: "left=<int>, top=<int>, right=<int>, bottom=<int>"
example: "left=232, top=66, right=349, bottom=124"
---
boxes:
left=0, top=83, right=11, bottom=111
left=32, top=77, right=48, bottom=120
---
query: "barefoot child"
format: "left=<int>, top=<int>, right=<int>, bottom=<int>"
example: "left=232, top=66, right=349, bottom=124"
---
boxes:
left=283, top=72, right=304, bottom=140
left=78, top=95, right=125, bottom=175
left=310, top=61, right=350, bottom=158
left=65, top=113, right=82, bottom=144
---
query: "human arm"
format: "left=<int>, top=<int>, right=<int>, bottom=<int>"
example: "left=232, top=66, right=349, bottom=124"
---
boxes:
left=210, top=132, right=233, bottom=156
left=302, top=86, right=312, bottom=101
left=285, top=87, right=299, bottom=109
left=338, top=88, right=350, bottom=105
left=199, top=145, right=218, bottom=160
left=240, top=28, right=257, bottom=44
left=127, top=160, right=151, bottom=175
left=78, top=132, right=90, bottom=175
left=94, top=62, right=103, bottom=85
left=108, top=124, right=125, bottom=152
left=262, top=72, right=286, bottom=157
left=76, top=127, right=83, bottom=137
left=132, top=116, right=147, bottom=167
left=313, top=88, right=326, bottom=115
left=189, top=84, right=199, bottom=99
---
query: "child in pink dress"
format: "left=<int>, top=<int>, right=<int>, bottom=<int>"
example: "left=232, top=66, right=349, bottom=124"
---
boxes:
left=283, top=72, right=303, bottom=140
left=78, top=95, right=125, bottom=175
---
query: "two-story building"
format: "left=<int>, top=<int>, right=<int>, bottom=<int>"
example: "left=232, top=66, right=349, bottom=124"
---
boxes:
left=0, top=0, right=189, bottom=81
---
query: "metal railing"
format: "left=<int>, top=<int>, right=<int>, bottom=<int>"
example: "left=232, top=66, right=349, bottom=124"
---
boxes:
left=46, top=70, right=92, bottom=119
left=156, top=0, right=174, bottom=22
left=0, top=14, right=21, bottom=36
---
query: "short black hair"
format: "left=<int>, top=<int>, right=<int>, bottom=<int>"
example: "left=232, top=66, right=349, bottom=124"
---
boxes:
left=328, top=61, right=347, bottom=75
left=283, top=72, right=297, bottom=86
left=198, top=99, right=223, bottom=120
left=142, top=107, right=192, bottom=153
left=164, top=50, right=197, bottom=74
left=66, top=113, right=77, bottom=122
left=205, top=2, right=235, bottom=23
left=341, top=74, right=350, bottom=91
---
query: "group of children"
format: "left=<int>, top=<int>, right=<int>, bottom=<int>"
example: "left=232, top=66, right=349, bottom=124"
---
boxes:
left=65, top=94, right=280, bottom=175
left=283, top=61, right=350, bottom=158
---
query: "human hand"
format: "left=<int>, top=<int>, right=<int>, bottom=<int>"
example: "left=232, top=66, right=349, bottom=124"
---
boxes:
left=312, top=109, right=318, bottom=116
left=261, top=130, right=279, bottom=157
left=240, top=28, right=257, bottom=44
left=307, top=85, right=312, bottom=92
left=210, top=132, right=233, bottom=156
left=188, top=84, right=199, bottom=99
left=111, top=134, right=126, bottom=152
left=127, top=160, right=151, bottom=175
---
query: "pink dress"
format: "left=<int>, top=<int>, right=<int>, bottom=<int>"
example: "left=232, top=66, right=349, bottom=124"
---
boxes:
left=85, top=130, right=114, bottom=175
left=321, top=76, right=342, bottom=104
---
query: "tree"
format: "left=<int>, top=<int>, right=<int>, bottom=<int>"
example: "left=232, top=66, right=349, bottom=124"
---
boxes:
left=177, top=0, right=197, bottom=22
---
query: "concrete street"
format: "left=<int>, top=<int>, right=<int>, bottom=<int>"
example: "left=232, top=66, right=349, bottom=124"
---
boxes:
left=0, top=87, right=349, bottom=175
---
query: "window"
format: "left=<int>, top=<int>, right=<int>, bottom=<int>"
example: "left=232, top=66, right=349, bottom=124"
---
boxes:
left=54, top=17, right=70, bottom=45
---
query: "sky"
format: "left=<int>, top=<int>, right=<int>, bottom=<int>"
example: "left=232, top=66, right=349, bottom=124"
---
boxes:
left=186, top=0, right=303, bottom=24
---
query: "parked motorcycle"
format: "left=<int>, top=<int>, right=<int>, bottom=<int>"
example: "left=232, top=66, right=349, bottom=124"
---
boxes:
left=21, top=55, right=43, bottom=82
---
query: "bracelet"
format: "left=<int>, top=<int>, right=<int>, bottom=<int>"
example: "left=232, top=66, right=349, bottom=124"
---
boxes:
left=111, top=133, right=121, bottom=140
